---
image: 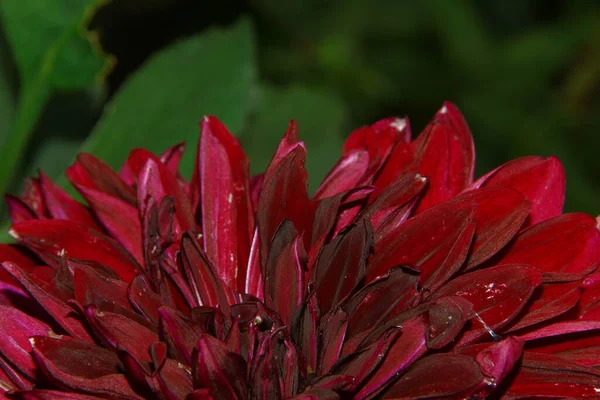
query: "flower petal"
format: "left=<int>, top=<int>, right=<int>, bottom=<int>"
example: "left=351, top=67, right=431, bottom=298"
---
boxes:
left=197, top=116, right=253, bottom=290
left=382, top=354, right=484, bottom=398
left=473, top=156, right=565, bottom=226
left=31, top=336, right=141, bottom=399
left=430, top=264, right=542, bottom=345
left=192, top=334, right=248, bottom=399
left=456, top=187, right=530, bottom=269
left=9, top=220, right=140, bottom=283
left=411, top=102, right=475, bottom=213
left=493, top=213, right=600, bottom=281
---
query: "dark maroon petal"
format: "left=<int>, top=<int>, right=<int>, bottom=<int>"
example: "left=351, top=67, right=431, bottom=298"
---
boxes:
left=74, top=186, right=143, bottom=265
left=137, top=157, right=195, bottom=238
left=243, top=227, right=263, bottom=299
left=31, top=336, right=141, bottom=399
left=5, top=195, right=37, bottom=224
left=8, top=390, right=106, bottom=399
left=360, top=172, right=426, bottom=241
left=343, top=267, right=418, bottom=339
left=126, top=275, right=162, bottom=326
left=331, top=327, right=401, bottom=391
left=411, top=102, right=475, bottom=213
left=198, top=116, right=253, bottom=291
left=180, top=233, right=233, bottom=310
left=18, top=178, right=46, bottom=217
left=66, top=153, right=136, bottom=205
left=0, top=244, right=35, bottom=284
left=493, top=213, right=600, bottom=282
left=506, top=282, right=580, bottom=332
left=1, top=262, right=92, bottom=342
left=264, top=221, right=306, bottom=326
left=372, top=142, right=414, bottom=192
left=367, top=200, right=475, bottom=292
left=355, top=316, right=428, bottom=399
left=291, top=291, right=319, bottom=372
left=382, top=354, right=485, bottom=398
left=159, top=142, right=186, bottom=176
left=155, top=358, right=194, bottom=400
left=426, top=296, right=473, bottom=349
left=456, top=187, right=530, bottom=269
left=158, top=306, right=206, bottom=364
left=430, top=264, right=542, bottom=345
left=289, top=389, right=340, bottom=400
left=38, top=173, right=99, bottom=229
left=72, top=265, right=134, bottom=315
left=257, top=144, right=315, bottom=263
left=473, top=156, right=565, bottom=226
left=527, top=334, right=600, bottom=367
left=313, top=220, right=373, bottom=315
left=314, top=151, right=370, bottom=200
left=504, top=352, right=600, bottom=398
left=460, top=336, right=524, bottom=389
left=518, top=320, right=600, bottom=342
left=0, top=306, right=53, bottom=379
left=84, top=305, right=159, bottom=362
left=186, top=389, right=213, bottom=400
left=192, top=334, right=248, bottom=400
left=317, top=308, right=348, bottom=375
left=9, top=220, right=140, bottom=283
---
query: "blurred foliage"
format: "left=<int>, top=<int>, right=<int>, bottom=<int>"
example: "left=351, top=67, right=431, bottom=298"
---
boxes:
left=0, top=0, right=599, bottom=234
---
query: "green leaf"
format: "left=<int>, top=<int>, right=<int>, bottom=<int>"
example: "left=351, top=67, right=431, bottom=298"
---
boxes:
left=0, top=0, right=109, bottom=197
left=70, top=18, right=256, bottom=180
left=241, top=85, right=347, bottom=192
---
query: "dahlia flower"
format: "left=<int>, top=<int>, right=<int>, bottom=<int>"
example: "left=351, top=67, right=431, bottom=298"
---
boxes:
left=1, top=102, right=600, bottom=399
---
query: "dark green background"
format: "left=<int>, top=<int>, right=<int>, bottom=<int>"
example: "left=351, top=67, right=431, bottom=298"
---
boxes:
left=0, top=0, right=599, bottom=229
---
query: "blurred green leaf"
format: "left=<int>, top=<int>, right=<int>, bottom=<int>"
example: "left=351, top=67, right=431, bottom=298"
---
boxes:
left=0, top=0, right=108, bottom=197
left=241, top=85, right=346, bottom=192
left=0, top=40, right=15, bottom=147
left=69, top=18, right=256, bottom=181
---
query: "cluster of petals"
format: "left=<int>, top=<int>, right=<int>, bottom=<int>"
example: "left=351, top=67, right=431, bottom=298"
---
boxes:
left=1, top=102, right=600, bottom=399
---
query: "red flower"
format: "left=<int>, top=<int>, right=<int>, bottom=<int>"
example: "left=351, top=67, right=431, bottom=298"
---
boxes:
left=2, top=102, right=600, bottom=399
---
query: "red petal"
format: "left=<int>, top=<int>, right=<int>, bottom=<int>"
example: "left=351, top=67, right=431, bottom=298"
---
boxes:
left=361, top=172, right=427, bottom=241
left=158, top=306, right=206, bottom=364
left=9, top=220, right=139, bottom=283
left=506, top=282, right=580, bottom=332
left=0, top=306, right=53, bottom=379
left=367, top=200, right=475, bottom=292
left=264, top=221, right=306, bottom=326
left=137, top=156, right=194, bottom=238
left=493, top=213, right=600, bottom=281
left=473, top=156, right=565, bottom=226
left=66, top=153, right=136, bottom=205
left=5, top=195, right=38, bottom=223
left=343, top=267, right=418, bottom=339
left=198, top=116, right=253, bottom=290
left=382, top=354, right=484, bottom=398
left=313, top=220, right=373, bottom=315
left=504, top=352, right=600, bottom=398
left=356, top=317, right=428, bottom=399
left=180, top=233, right=233, bottom=310
left=456, top=187, right=530, bottom=269
left=257, top=139, right=315, bottom=263
left=38, top=173, right=99, bottom=229
left=331, top=327, right=402, bottom=390
left=193, top=334, right=248, bottom=399
left=8, top=391, right=106, bottom=399
left=84, top=305, right=159, bottom=363
left=430, top=264, right=542, bottom=345
left=314, top=150, right=370, bottom=200
left=31, top=336, right=141, bottom=399
left=291, top=291, right=319, bottom=372
left=518, top=320, right=600, bottom=342
left=1, top=262, right=92, bottom=342
left=243, top=227, right=263, bottom=299
left=317, top=308, right=348, bottom=375
left=74, top=186, right=143, bottom=265
left=411, top=102, right=475, bottom=213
